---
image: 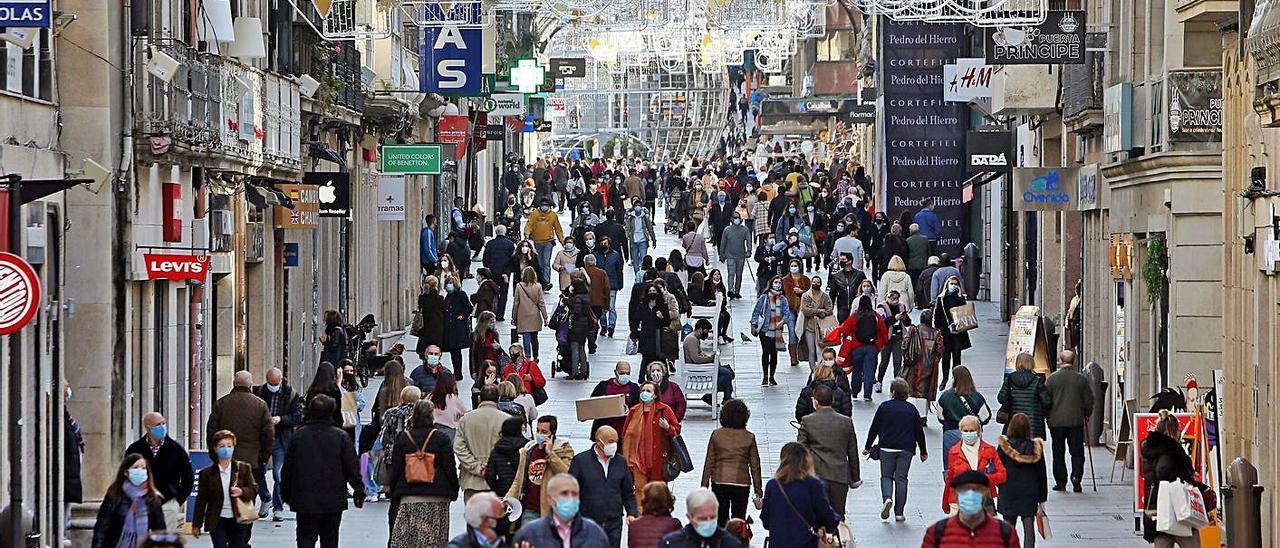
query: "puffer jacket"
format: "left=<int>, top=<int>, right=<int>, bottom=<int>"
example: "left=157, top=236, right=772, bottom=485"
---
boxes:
left=484, top=434, right=526, bottom=496
left=1140, top=431, right=1200, bottom=541
left=795, top=379, right=853, bottom=421
left=875, top=270, right=915, bottom=310
left=997, top=370, right=1053, bottom=438
left=996, top=436, right=1047, bottom=518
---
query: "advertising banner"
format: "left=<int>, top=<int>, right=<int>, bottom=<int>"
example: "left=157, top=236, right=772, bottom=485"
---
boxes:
left=1167, top=69, right=1223, bottom=143
left=274, top=184, right=319, bottom=229
left=485, top=93, right=525, bottom=116
left=965, top=130, right=1012, bottom=173
left=1077, top=164, right=1101, bottom=210
left=943, top=58, right=994, bottom=102
left=143, top=253, right=209, bottom=282
left=984, top=11, right=1086, bottom=65
left=881, top=19, right=968, bottom=254
left=1134, top=413, right=1205, bottom=511
left=437, top=115, right=470, bottom=160
left=1012, top=167, right=1080, bottom=211
left=376, top=176, right=406, bottom=221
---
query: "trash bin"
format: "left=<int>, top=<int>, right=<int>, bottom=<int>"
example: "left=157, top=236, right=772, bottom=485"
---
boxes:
left=1224, top=457, right=1263, bottom=548
left=1082, top=361, right=1107, bottom=446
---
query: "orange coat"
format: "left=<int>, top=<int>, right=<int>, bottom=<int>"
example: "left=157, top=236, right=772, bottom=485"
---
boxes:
left=942, top=441, right=1007, bottom=513
left=622, top=402, right=682, bottom=481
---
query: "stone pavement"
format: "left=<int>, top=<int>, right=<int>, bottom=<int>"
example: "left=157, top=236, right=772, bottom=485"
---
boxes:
left=189, top=211, right=1145, bottom=547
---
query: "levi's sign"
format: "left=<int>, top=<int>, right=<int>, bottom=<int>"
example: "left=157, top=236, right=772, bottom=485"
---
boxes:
left=144, top=253, right=210, bottom=281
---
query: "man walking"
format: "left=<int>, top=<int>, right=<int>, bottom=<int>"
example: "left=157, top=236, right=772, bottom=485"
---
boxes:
left=568, top=425, right=636, bottom=547
left=904, top=223, right=929, bottom=286
left=253, top=367, right=303, bottom=521
left=123, top=412, right=194, bottom=530
left=718, top=213, right=752, bottom=299
left=913, top=197, right=942, bottom=246
left=281, top=395, right=365, bottom=548
left=524, top=197, right=564, bottom=289
left=512, top=474, right=610, bottom=546
left=507, top=415, right=575, bottom=524
left=421, top=214, right=440, bottom=275
left=455, top=385, right=510, bottom=501
left=797, top=385, right=860, bottom=518
left=625, top=202, right=657, bottom=277
left=482, top=224, right=516, bottom=321
left=1045, top=350, right=1095, bottom=492
left=205, top=371, right=274, bottom=505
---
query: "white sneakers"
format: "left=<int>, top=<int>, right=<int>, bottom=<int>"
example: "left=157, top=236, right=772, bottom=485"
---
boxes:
left=880, top=499, right=893, bottom=520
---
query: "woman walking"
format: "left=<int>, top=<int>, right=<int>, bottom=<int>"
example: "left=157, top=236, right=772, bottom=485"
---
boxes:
left=565, top=277, right=595, bottom=379
left=304, top=362, right=342, bottom=425
left=781, top=259, right=811, bottom=367
left=442, top=275, right=474, bottom=379
left=338, top=360, right=366, bottom=442
left=91, top=454, right=166, bottom=548
left=863, top=379, right=929, bottom=522
left=701, top=399, right=764, bottom=526
left=873, top=290, right=909, bottom=393
left=931, top=275, right=971, bottom=388
left=899, top=309, right=944, bottom=421
left=192, top=431, right=258, bottom=548
left=799, top=275, right=834, bottom=370
left=681, top=221, right=711, bottom=277
left=414, top=276, right=445, bottom=360
left=635, top=285, right=673, bottom=368
left=943, top=415, right=1007, bottom=514
left=552, top=236, right=581, bottom=291
left=875, top=255, right=915, bottom=311
left=751, top=275, right=796, bottom=386
left=622, top=382, right=683, bottom=501
left=997, top=413, right=1048, bottom=548
left=512, top=267, right=548, bottom=361
left=998, top=352, right=1054, bottom=439
left=469, top=311, right=503, bottom=381
left=388, top=400, right=459, bottom=546
left=761, top=442, right=840, bottom=548
left=1141, top=410, right=1205, bottom=548
left=501, top=343, right=547, bottom=399
left=937, top=366, right=987, bottom=471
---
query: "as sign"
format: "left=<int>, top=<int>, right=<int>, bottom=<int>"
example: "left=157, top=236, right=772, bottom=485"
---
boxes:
left=421, top=25, right=483, bottom=94
left=143, top=253, right=210, bottom=282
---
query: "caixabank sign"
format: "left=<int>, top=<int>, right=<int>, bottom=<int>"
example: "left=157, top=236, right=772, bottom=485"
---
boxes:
left=1013, top=167, right=1079, bottom=211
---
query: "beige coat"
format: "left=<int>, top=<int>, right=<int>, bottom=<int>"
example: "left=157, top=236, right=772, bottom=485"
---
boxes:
left=799, top=290, right=835, bottom=333
left=552, top=249, right=580, bottom=290
left=876, top=270, right=915, bottom=310
left=453, top=402, right=511, bottom=492
left=513, top=282, right=547, bottom=334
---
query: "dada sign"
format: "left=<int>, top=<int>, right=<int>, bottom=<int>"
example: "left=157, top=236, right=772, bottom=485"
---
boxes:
left=143, top=253, right=210, bottom=282
left=420, top=25, right=484, bottom=94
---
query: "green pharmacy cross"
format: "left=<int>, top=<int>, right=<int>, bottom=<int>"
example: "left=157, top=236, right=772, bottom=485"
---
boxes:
left=511, top=59, right=546, bottom=94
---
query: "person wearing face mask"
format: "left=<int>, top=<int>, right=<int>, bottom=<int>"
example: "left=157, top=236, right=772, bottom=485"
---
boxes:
left=929, top=253, right=965, bottom=302
left=92, top=454, right=167, bottom=548
left=658, top=488, right=743, bottom=547
left=925, top=471, right=1020, bottom=548
left=410, top=345, right=451, bottom=395
left=751, top=276, right=796, bottom=385
left=700, top=400, right=764, bottom=528
left=830, top=222, right=866, bottom=273
left=192, top=430, right=259, bottom=547
left=773, top=200, right=807, bottom=242
left=506, top=416, right=576, bottom=527
left=826, top=295, right=889, bottom=401
left=760, top=442, right=841, bottom=548
left=626, top=203, right=657, bottom=277
left=719, top=213, right=752, bottom=299
left=124, top=412, right=196, bottom=529
left=708, top=190, right=735, bottom=252
left=753, top=235, right=783, bottom=295
left=524, top=198, right=564, bottom=291
left=512, top=473, right=610, bottom=546
left=779, top=258, right=811, bottom=366
left=552, top=237, right=582, bottom=291
left=780, top=227, right=810, bottom=264
left=338, top=359, right=367, bottom=443
left=801, top=202, right=830, bottom=271
left=512, top=238, right=546, bottom=289
left=590, top=362, right=642, bottom=440
left=827, top=252, right=867, bottom=323
left=943, top=416, right=1007, bottom=514
left=415, top=276, right=445, bottom=359
left=646, top=361, right=689, bottom=420
left=568, top=425, right=637, bottom=547
left=634, top=285, right=674, bottom=368
left=448, top=492, right=506, bottom=548
left=622, top=383, right=684, bottom=502
left=800, top=276, right=835, bottom=370
left=679, top=221, right=711, bottom=277
left=932, top=275, right=972, bottom=388
left=441, top=275, right=474, bottom=378
left=865, top=212, right=890, bottom=279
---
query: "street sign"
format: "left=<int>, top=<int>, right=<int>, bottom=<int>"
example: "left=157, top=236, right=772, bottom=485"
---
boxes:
left=485, top=93, right=525, bottom=116
left=381, top=144, right=443, bottom=174
left=0, top=252, right=41, bottom=335
left=143, top=253, right=210, bottom=282
left=0, top=0, right=50, bottom=27
left=305, top=172, right=351, bottom=217
left=549, top=58, right=587, bottom=78
left=420, top=25, right=484, bottom=93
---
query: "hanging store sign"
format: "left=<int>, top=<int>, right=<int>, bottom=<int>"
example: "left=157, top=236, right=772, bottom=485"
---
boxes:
left=420, top=24, right=484, bottom=94
left=549, top=58, right=587, bottom=78
left=510, top=59, right=546, bottom=94
left=281, top=243, right=300, bottom=268
left=547, top=98, right=567, bottom=117
left=1109, top=233, right=1134, bottom=279
left=1167, top=69, right=1223, bottom=143
left=376, top=176, right=406, bottom=221
left=1104, top=83, right=1134, bottom=153
left=847, top=104, right=876, bottom=125
left=142, top=253, right=209, bottom=282
left=1013, top=167, right=1080, bottom=210
left=984, top=11, right=1086, bottom=65
left=943, top=58, right=994, bottom=102
left=0, top=0, right=50, bottom=27
left=484, top=93, right=525, bottom=116
left=485, top=124, right=505, bottom=140
left=438, top=115, right=470, bottom=160
left=306, top=172, right=351, bottom=218
left=1077, top=164, right=1101, bottom=210
left=0, top=252, right=41, bottom=335
left=965, top=130, right=1012, bottom=173
left=274, top=184, right=319, bottom=229
left=381, top=144, right=443, bottom=175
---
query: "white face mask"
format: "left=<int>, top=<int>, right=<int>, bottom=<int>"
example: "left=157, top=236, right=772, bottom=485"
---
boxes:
left=601, top=442, right=618, bottom=457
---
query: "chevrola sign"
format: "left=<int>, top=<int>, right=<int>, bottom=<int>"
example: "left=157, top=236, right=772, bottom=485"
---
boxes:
left=143, top=253, right=210, bottom=281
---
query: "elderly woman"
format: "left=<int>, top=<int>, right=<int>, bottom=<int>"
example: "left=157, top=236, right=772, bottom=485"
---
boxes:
left=659, top=488, right=743, bottom=546
left=998, top=352, right=1053, bottom=439
left=388, top=399, right=459, bottom=546
left=646, top=361, right=688, bottom=421
left=627, top=482, right=683, bottom=548
left=863, top=379, right=929, bottom=522
left=701, top=399, right=764, bottom=526
left=552, top=236, right=581, bottom=290
left=622, top=382, right=683, bottom=502
left=943, top=415, right=1007, bottom=514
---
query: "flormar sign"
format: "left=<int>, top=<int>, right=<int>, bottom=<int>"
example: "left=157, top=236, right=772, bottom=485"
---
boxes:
left=143, top=253, right=210, bottom=282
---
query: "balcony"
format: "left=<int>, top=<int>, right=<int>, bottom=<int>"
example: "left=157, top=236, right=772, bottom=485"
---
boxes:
left=1174, top=0, right=1238, bottom=24
left=1062, top=33, right=1105, bottom=130
left=290, top=29, right=365, bottom=115
left=135, top=40, right=302, bottom=177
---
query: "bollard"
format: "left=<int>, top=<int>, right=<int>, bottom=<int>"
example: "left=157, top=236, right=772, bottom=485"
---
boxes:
left=1224, top=457, right=1263, bottom=548
left=1082, top=361, right=1107, bottom=445
left=963, top=242, right=980, bottom=297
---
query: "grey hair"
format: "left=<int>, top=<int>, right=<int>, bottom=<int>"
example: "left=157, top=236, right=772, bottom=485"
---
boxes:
left=584, top=254, right=597, bottom=267
left=545, top=473, right=579, bottom=495
left=494, top=225, right=507, bottom=236
left=464, top=492, right=500, bottom=528
left=233, top=371, right=253, bottom=388
left=686, top=487, right=719, bottom=512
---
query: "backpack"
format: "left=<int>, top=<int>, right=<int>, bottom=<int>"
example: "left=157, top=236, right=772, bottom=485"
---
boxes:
left=931, top=518, right=1013, bottom=548
left=402, top=430, right=438, bottom=484
left=855, top=311, right=879, bottom=344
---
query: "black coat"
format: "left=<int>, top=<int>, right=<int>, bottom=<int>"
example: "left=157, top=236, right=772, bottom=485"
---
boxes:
left=253, top=383, right=305, bottom=446
left=878, top=234, right=909, bottom=270
left=304, top=386, right=343, bottom=426
left=596, top=221, right=629, bottom=260
left=416, top=292, right=446, bottom=355
left=634, top=296, right=671, bottom=356
left=64, top=412, right=83, bottom=504
left=123, top=436, right=195, bottom=504
left=482, top=236, right=516, bottom=279
left=796, top=380, right=853, bottom=421
left=933, top=294, right=972, bottom=351
left=568, top=449, right=637, bottom=525
left=281, top=419, right=365, bottom=514
left=568, top=293, right=594, bottom=342
left=1140, top=431, right=1200, bottom=541
left=442, top=291, right=474, bottom=352
left=390, top=426, right=460, bottom=500
left=996, top=436, right=1047, bottom=518
left=485, top=435, right=526, bottom=495
left=90, top=490, right=165, bottom=548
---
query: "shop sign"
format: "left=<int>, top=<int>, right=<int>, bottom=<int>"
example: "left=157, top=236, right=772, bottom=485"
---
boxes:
left=381, top=144, right=442, bottom=175
left=1167, top=69, right=1223, bottom=142
left=847, top=104, right=875, bottom=125
left=1133, top=412, right=1204, bottom=511
left=485, top=124, right=505, bottom=140
left=306, top=172, right=350, bottom=218
left=281, top=243, right=300, bottom=268
left=1077, top=164, right=1100, bottom=210
left=549, top=58, right=586, bottom=78
left=1109, top=233, right=1133, bottom=279
left=547, top=98, right=567, bottom=117
left=438, top=115, right=470, bottom=160
left=0, top=0, right=50, bottom=27
left=376, top=176, right=406, bottom=221
left=142, top=253, right=209, bottom=282
left=0, top=252, right=41, bottom=335
left=984, top=10, right=1086, bottom=65
left=1104, top=83, right=1133, bottom=153
left=484, top=94, right=525, bottom=116
left=1012, top=167, right=1079, bottom=210
left=275, top=184, right=319, bottom=229
left=943, top=58, right=994, bottom=102
left=965, top=130, right=1011, bottom=173
left=420, top=21, right=484, bottom=94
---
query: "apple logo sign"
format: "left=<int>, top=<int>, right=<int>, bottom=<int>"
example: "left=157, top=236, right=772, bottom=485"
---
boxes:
left=319, top=180, right=337, bottom=203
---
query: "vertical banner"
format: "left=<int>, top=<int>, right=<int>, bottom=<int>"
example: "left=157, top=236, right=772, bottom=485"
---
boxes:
left=437, top=115, right=470, bottom=160
left=881, top=20, right=968, bottom=254
left=420, top=24, right=484, bottom=94
left=376, top=176, right=407, bottom=221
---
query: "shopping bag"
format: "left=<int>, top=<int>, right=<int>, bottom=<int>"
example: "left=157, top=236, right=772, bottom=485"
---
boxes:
left=1155, top=481, right=1194, bottom=536
left=816, top=314, right=840, bottom=344
left=1172, top=480, right=1210, bottom=529
left=625, top=337, right=639, bottom=355
left=948, top=302, right=979, bottom=333
left=340, top=391, right=359, bottom=429
left=1036, top=503, right=1053, bottom=540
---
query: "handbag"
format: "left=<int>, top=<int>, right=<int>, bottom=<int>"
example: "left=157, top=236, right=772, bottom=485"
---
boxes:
left=1035, top=503, right=1053, bottom=540
left=523, top=361, right=549, bottom=405
left=661, top=409, right=693, bottom=481
left=948, top=302, right=979, bottom=333
left=625, top=337, right=640, bottom=355
left=816, top=314, right=840, bottom=344
left=411, top=309, right=424, bottom=336
left=232, top=466, right=258, bottom=525
left=776, top=481, right=843, bottom=548
left=402, top=430, right=439, bottom=484
left=867, top=445, right=881, bottom=461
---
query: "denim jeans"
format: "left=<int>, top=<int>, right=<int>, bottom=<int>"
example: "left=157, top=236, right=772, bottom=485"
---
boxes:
left=718, top=364, right=735, bottom=399
left=942, top=429, right=961, bottom=478
left=631, top=240, right=649, bottom=276
left=850, top=345, right=879, bottom=397
left=607, top=290, right=619, bottom=329
left=521, top=332, right=540, bottom=361
left=536, top=242, right=555, bottom=284
left=879, top=449, right=913, bottom=517
left=724, top=257, right=744, bottom=294
left=569, top=341, right=589, bottom=377
left=255, top=438, right=287, bottom=512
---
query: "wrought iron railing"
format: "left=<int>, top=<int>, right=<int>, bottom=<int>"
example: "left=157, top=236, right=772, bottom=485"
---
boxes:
left=1061, top=32, right=1105, bottom=121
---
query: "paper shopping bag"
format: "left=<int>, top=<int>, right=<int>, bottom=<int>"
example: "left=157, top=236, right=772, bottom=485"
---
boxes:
left=1036, top=503, right=1053, bottom=540
left=1156, top=481, right=1194, bottom=536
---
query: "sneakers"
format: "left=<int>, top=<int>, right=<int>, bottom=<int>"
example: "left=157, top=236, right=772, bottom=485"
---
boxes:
left=272, top=511, right=285, bottom=523
left=258, top=500, right=270, bottom=519
left=894, top=515, right=906, bottom=522
left=863, top=396, right=873, bottom=402
left=874, top=382, right=883, bottom=393
left=880, top=499, right=893, bottom=520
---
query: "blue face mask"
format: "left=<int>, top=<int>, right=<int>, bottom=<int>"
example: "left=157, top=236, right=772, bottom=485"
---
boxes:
left=215, top=446, right=234, bottom=460
left=127, top=468, right=148, bottom=486
left=956, top=490, right=985, bottom=517
left=149, top=424, right=167, bottom=440
left=639, top=391, right=655, bottom=403
left=616, top=374, right=630, bottom=385
left=695, top=520, right=718, bottom=538
left=554, top=497, right=580, bottom=521
left=427, top=355, right=441, bottom=366
left=266, top=383, right=281, bottom=393
left=962, top=431, right=980, bottom=445
left=534, top=433, right=547, bottom=444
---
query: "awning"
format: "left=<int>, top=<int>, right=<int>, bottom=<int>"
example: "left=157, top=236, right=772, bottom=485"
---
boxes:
left=0, top=178, right=93, bottom=203
left=245, top=184, right=293, bottom=210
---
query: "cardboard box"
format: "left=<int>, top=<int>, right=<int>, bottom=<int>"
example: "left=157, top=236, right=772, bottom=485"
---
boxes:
left=575, top=394, right=628, bottom=421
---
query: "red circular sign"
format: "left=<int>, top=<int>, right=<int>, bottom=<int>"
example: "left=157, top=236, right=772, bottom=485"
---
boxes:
left=0, top=252, right=41, bottom=335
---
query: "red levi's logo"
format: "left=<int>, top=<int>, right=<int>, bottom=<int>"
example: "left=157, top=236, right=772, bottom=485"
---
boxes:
left=143, top=253, right=210, bottom=281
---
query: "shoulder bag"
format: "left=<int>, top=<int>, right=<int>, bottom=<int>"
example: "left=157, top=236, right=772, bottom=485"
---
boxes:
left=523, top=361, right=549, bottom=405
left=776, top=481, right=842, bottom=548
left=232, top=464, right=259, bottom=525
left=403, top=430, right=439, bottom=484
left=661, top=408, right=694, bottom=481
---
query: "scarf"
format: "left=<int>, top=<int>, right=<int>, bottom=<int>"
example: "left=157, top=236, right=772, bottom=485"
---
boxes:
left=116, top=483, right=151, bottom=548
left=960, top=442, right=980, bottom=471
left=768, top=293, right=785, bottom=344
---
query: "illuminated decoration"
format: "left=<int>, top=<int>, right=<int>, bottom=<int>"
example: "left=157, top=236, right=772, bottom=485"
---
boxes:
left=510, top=59, right=546, bottom=94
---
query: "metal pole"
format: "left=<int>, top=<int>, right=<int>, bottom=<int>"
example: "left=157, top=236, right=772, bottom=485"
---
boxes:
left=9, top=175, right=24, bottom=548
left=1084, top=416, right=1098, bottom=492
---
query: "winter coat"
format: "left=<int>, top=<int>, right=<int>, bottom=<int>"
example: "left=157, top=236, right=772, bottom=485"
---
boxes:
left=482, top=236, right=516, bottom=279
left=921, top=515, right=1020, bottom=548
left=635, top=295, right=672, bottom=357
left=504, top=438, right=575, bottom=516
left=942, top=441, right=1007, bottom=512
left=501, top=358, right=547, bottom=396
left=512, top=515, right=609, bottom=547
left=484, top=434, right=526, bottom=495
left=513, top=282, right=548, bottom=334
left=932, top=293, right=972, bottom=351
left=761, top=477, right=840, bottom=548
left=878, top=234, right=909, bottom=272
left=90, top=489, right=165, bottom=548
left=996, top=436, right=1047, bottom=518
left=585, top=265, right=611, bottom=307
left=997, top=370, right=1053, bottom=438
left=595, top=249, right=625, bottom=289
left=416, top=292, right=446, bottom=355
left=905, top=233, right=930, bottom=270
left=442, top=290, right=474, bottom=352
left=123, top=436, right=195, bottom=505
left=568, top=292, right=594, bottom=342
left=799, top=290, right=834, bottom=334
left=750, top=292, right=797, bottom=336
left=795, top=380, right=854, bottom=421
left=701, top=427, right=764, bottom=494
left=1140, top=431, right=1201, bottom=541
left=191, top=461, right=257, bottom=533
left=622, top=402, right=682, bottom=482
left=660, top=524, right=744, bottom=548
left=876, top=271, right=915, bottom=310
left=205, top=386, right=275, bottom=466
left=827, top=267, right=868, bottom=320
left=471, top=279, right=498, bottom=317
left=553, top=249, right=581, bottom=290
left=280, top=419, right=365, bottom=513
left=389, top=426, right=460, bottom=499
left=454, top=402, right=510, bottom=492
left=1045, top=366, right=1095, bottom=428
left=628, top=516, right=683, bottom=548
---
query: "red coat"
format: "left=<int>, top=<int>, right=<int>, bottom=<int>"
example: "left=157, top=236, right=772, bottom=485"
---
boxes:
left=826, top=311, right=889, bottom=373
left=501, top=357, right=546, bottom=395
left=942, top=441, right=1007, bottom=512
left=621, top=402, right=682, bottom=481
left=920, top=515, right=1021, bottom=548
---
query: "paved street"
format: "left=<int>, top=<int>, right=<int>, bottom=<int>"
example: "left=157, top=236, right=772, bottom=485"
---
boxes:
left=190, top=212, right=1144, bottom=547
